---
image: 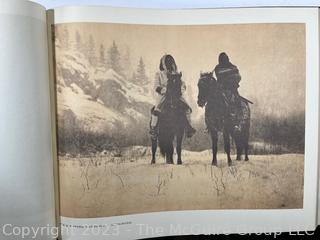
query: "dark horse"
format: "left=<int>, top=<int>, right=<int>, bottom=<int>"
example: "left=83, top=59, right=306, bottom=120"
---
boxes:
left=151, top=72, right=187, bottom=164
left=197, top=72, right=251, bottom=166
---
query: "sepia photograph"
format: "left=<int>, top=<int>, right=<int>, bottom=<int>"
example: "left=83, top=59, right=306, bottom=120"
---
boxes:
left=55, top=22, right=305, bottom=218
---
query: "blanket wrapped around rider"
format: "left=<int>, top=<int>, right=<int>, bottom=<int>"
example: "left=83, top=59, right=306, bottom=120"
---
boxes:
left=213, top=52, right=247, bottom=131
left=150, top=54, right=196, bottom=138
left=215, top=64, right=241, bottom=91
left=214, top=52, right=241, bottom=93
left=153, top=55, right=192, bottom=114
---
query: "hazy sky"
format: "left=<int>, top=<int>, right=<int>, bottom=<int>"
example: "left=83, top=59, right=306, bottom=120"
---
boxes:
left=57, top=23, right=305, bottom=118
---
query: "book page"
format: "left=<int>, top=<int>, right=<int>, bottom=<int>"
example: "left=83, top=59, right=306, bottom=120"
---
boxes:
left=318, top=9, right=320, bottom=227
left=0, top=1, right=56, bottom=239
left=52, top=6, right=319, bottom=239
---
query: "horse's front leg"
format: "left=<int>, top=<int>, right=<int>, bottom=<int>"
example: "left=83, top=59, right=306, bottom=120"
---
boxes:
left=176, top=133, right=183, bottom=165
left=236, top=137, right=242, bottom=161
left=166, top=142, right=174, bottom=164
left=210, top=130, right=218, bottom=166
left=223, top=129, right=232, bottom=166
left=151, top=138, right=157, bottom=164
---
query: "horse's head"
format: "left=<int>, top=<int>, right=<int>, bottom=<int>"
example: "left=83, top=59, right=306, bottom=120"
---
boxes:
left=166, top=72, right=182, bottom=91
left=197, top=72, right=216, bottom=107
left=164, top=72, right=183, bottom=110
left=167, top=72, right=182, bottom=95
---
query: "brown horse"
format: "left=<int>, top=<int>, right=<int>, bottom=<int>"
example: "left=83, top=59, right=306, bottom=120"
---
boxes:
left=197, top=72, right=251, bottom=166
left=151, top=72, right=187, bottom=164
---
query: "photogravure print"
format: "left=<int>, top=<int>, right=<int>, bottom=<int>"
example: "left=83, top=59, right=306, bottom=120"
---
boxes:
left=55, top=23, right=305, bottom=217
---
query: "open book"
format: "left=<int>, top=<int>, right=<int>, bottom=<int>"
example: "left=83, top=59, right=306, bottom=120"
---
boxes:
left=1, top=0, right=320, bottom=239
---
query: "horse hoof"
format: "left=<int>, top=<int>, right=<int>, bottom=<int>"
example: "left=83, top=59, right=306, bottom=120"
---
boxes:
left=245, top=158, right=249, bottom=161
left=236, top=157, right=241, bottom=161
left=228, top=161, right=232, bottom=166
left=151, top=160, right=155, bottom=164
left=177, top=161, right=182, bottom=165
left=212, top=160, right=218, bottom=166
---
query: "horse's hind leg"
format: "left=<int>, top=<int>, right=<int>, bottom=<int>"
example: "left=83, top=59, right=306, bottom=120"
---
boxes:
left=211, top=131, right=218, bottom=166
left=223, top=129, right=232, bottom=166
left=244, top=144, right=249, bottom=161
left=176, top=134, right=183, bottom=165
left=151, top=138, right=157, bottom=164
left=244, top=130, right=250, bottom=161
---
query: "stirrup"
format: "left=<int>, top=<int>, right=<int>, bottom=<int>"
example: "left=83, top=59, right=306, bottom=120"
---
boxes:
left=154, top=110, right=161, bottom=117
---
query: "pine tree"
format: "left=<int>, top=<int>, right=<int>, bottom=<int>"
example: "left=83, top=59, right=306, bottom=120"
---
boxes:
left=135, top=57, right=148, bottom=85
left=60, top=26, right=70, bottom=49
left=122, top=47, right=132, bottom=79
left=75, top=30, right=82, bottom=51
left=87, top=35, right=96, bottom=66
left=99, top=44, right=106, bottom=67
left=107, top=41, right=122, bottom=75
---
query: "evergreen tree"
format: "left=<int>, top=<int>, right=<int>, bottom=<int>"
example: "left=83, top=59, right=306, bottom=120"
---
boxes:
left=75, top=30, right=82, bottom=51
left=107, top=41, right=122, bottom=75
left=87, top=35, right=97, bottom=66
left=99, top=44, right=106, bottom=67
left=60, top=26, right=70, bottom=49
left=135, top=57, right=148, bottom=85
left=122, top=47, right=132, bottom=79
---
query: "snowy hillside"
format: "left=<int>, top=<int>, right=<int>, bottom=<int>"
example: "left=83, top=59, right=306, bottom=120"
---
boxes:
left=56, top=48, right=154, bottom=132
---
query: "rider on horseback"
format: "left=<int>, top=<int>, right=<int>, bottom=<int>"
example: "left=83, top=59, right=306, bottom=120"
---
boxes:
left=150, top=54, right=196, bottom=138
left=213, top=52, right=242, bottom=131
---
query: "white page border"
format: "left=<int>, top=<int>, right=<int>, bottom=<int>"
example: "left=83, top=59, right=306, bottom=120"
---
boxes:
left=54, top=7, right=319, bottom=239
left=32, top=0, right=320, bottom=9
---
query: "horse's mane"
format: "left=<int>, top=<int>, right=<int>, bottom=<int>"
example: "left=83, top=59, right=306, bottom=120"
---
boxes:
left=166, top=72, right=182, bottom=98
left=198, top=72, right=217, bottom=98
left=200, top=72, right=214, bottom=79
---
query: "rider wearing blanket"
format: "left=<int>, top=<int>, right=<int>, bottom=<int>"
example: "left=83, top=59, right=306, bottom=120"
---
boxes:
left=150, top=54, right=196, bottom=138
left=214, top=52, right=242, bottom=131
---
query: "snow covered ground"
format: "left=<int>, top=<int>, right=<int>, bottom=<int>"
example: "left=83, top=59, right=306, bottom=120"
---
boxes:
left=59, top=149, right=304, bottom=218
